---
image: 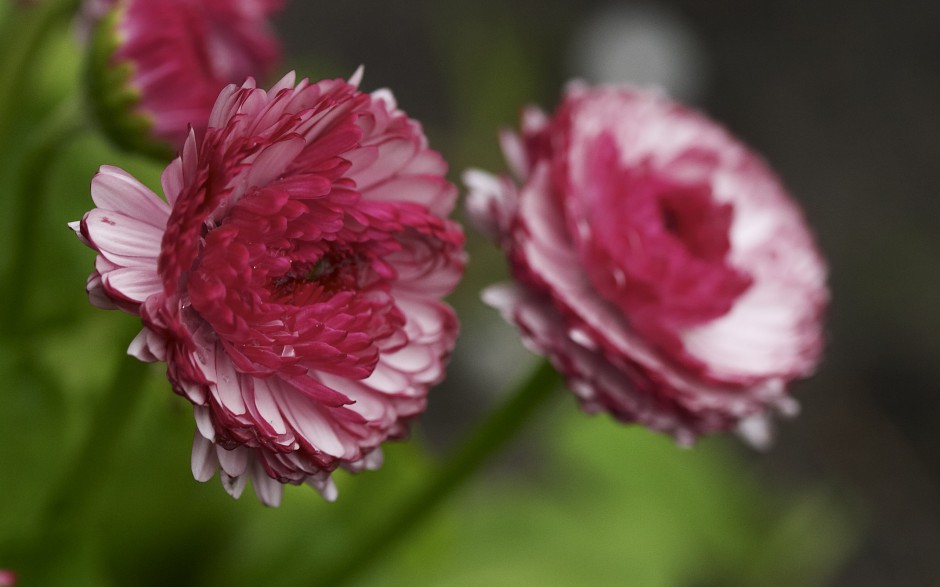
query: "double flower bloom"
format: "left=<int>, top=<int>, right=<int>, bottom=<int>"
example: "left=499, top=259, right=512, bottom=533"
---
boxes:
left=73, top=0, right=828, bottom=505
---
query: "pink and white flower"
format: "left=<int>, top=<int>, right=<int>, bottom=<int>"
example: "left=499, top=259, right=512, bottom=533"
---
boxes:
left=72, top=71, right=466, bottom=505
left=466, top=84, right=828, bottom=446
left=86, top=0, right=283, bottom=151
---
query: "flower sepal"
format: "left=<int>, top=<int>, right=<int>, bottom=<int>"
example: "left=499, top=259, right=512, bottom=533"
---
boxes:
left=85, top=4, right=174, bottom=160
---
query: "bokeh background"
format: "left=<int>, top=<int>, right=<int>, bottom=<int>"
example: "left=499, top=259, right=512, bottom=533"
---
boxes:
left=1, top=0, right=938, bottom=585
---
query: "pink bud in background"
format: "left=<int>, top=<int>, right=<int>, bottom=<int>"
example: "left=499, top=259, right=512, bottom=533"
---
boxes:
left=0, top=570, right=15, bottom=587
left=85, top=0, right=283, bottom=155
left=466, top=84, right=828, bottom=446
left=73, top=71, right=466, bottom=505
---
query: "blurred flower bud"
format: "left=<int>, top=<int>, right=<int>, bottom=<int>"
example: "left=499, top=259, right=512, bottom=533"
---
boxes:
left=84, top=0, right=283, bottom=157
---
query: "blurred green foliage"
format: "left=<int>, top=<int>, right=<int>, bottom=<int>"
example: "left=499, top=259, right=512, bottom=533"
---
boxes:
left=0, top=2, right=857, bottom=586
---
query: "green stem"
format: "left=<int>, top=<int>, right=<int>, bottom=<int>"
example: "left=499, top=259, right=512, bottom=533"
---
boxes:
left=0, top=0, right=82, bottom=154
left=42, top=340, right=152, bottom=521
left=27, top=331, right=153, bottom=586
left=21, top=337, right=151, bottom=581
left=4, top=97, right=85, bottom=335
left=317, top=359, right=562, bottom=587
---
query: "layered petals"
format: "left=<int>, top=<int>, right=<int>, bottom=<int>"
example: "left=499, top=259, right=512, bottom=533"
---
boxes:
left=75, top=72, right=465, bottom=505
left=466, top=84, right=827, bottom=445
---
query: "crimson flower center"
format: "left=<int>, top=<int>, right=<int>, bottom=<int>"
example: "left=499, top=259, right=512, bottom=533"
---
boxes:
left=570, top=136, right=753, bottom=343
left=656, top=184, right=734, bottom=263
left=269, top=251, right=366, bottom=303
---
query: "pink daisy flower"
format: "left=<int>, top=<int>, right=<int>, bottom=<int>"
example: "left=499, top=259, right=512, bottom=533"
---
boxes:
left=86, top=0, right=283, bottom=153
left=465, top=84, right=828, bottom=446
left=72, top=71, right=466, bottom=505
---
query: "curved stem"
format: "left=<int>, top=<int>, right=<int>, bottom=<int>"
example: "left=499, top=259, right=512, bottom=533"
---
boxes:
left=0, top=0, right=83, bottom=154
left=317, top=359, right=562, bottom=587
left=42, top=341, right=152, bottom=522
left=3, top=97, right=85, bottom=336
left=31, top=332, right=152, bottom=585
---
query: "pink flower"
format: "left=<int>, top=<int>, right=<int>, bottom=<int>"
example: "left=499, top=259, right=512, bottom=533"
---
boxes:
left=72, top=71, right=466, bottom=505
left=87, top=0, right=283, bottom=152
left=465, top=84, right=828, bottom=446
left=0, top=570, right=15, bottom=587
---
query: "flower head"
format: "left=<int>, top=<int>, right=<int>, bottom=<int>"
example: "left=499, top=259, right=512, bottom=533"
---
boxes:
left=72, top=71, right=465, bottom=505
left=85, top=0, right=283, bottom=155
left=466, top=84, right=827, bottom=446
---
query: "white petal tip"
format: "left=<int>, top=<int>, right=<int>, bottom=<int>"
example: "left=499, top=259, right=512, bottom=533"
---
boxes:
left=220, top=472, right=247, bottom=499
left=480, top=283, right=519, bottom=310
left=191, top=432, right=219, bottom=482
left=251, top=463, right=284, bottom=507
left=736, top=413, right=774, bottom=450
left=674, top=429, right=697, bottom=448
left=362, top=448, right=384, bottom=471
left=313, top=477, right=338, bottom=502
left=349, top=65, right=365, bottom=88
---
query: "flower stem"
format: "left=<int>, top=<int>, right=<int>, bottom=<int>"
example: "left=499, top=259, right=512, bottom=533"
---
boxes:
left=0, top=0, right=83, bottom=153
left=33, top=333, right=152, bottom=578
left=3, top=97, right=85, bottom=336
left=43, top=340, right=152, bottom=520
left=317, top=358, right=562, bottom=587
